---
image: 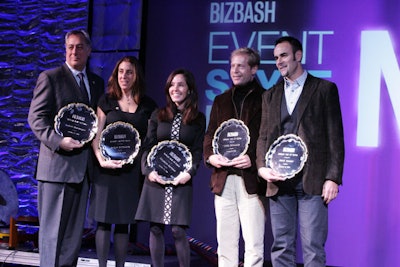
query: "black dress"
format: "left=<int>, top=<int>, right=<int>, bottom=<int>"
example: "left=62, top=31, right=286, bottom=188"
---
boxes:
left=135, top=109, right=206, bottom=226
left=89, top=93, right=157, bottom=224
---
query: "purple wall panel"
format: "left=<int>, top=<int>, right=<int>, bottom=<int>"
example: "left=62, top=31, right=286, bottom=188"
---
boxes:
left=0, top=1, right=89, bottom=221
left=144, top=1, right=400, bottom=266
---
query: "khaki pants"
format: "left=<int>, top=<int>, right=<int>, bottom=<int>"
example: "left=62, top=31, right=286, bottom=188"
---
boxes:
left=214, top=174, right=266, bottom=267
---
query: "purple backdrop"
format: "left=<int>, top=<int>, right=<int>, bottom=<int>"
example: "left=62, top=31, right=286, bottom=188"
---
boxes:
left=143, top=1, right=400, bottom=266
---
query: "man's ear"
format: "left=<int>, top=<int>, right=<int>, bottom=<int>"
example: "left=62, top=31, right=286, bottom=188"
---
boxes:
left=251, top=65, right=258, bottom=75
left=295, top=50, right=303, bottom=62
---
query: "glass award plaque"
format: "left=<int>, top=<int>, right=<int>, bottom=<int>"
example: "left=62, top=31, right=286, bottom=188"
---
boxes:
left=212, top=118, right=250, bottom=160
left=99, top=121, right=141, bottom=164
left=147, top=140, right=192, bottom=182
left=265, top=134, right=308, bottom=179
left=54, top=103, right=98, bottom=143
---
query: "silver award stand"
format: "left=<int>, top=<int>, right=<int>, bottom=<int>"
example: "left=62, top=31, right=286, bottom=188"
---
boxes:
left=147, top=140, right=192, bottom=183
left=265, top=134, right=308, bottom=179
left=212, top=118, right=250, bottom=161
left=54, top=102, right=98, bottom=144
left=99, top=121, right=141, bottom=165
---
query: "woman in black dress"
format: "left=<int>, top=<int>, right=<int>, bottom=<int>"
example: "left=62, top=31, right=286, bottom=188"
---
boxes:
left=135, top=69, right=206, bottom=267
left=89, top=56, right=157, bottom=267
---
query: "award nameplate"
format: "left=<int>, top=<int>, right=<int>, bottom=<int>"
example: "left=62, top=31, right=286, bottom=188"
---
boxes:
left=99, top=121, right=141, bottom=164
left=265, top=134, right=308, bottom=179
left=54, top=103, right=98, bottom=144
left=147, top=140, right=192, bottom=183
left=212, top=118, right=250, bottom=160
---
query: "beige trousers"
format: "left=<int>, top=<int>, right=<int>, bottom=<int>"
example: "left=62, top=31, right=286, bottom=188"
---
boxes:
left=214, top=174, right=266, bottom=267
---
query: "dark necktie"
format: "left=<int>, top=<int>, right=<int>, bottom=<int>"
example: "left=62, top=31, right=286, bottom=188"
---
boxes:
left=77, top=72, right=90, bottom=104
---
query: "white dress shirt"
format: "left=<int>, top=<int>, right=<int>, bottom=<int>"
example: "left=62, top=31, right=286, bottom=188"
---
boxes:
left=284, top=71, right=307, bottom=114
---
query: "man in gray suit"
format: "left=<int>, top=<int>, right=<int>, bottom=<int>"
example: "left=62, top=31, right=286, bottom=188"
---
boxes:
left=28, top=30, right=104, bottom=267
left=256, top=36, right=344, bottom=267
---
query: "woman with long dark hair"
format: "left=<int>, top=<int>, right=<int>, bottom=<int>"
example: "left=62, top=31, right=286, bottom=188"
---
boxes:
left=135, top=69, right=206, bottom=267
left=89, top=56, right=157, bottom=267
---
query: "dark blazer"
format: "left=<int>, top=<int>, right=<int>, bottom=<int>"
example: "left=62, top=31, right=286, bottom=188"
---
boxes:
left=256, top=74, right=345, bottom=196
left=28, top=63, right=104, bottom=183
left=203, top=80, right=266, bottom=196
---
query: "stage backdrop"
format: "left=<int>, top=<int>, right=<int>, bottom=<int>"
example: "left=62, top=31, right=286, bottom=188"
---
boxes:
left=1, top=1, right=399, bottom=266
left=143, top=1, right=400, bottom=266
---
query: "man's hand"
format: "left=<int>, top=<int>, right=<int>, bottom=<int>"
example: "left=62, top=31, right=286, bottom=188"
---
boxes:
left=229, top=154, right=251, bottom=169
left=322, top=180, right=339, bottom=204
left=207, top=154, right=235, bottom=168
left=258, top=167, right=286, bottom=182
left=59, top=137, right=83, bottom=152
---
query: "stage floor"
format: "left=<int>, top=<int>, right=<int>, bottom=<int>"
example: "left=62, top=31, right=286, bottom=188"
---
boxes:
left=0, top=248, right=213, bottom=267
left=0, top=237, right=337, bottom=267
left=0, top=242, right=214, bottom=267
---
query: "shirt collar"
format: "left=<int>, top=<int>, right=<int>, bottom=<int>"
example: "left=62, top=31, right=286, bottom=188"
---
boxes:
left=284, top=70, right=308, bottom=88
left=65, top=61, right=87, bottom=77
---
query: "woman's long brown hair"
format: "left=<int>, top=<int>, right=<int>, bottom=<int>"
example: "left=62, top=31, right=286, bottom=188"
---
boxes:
left=158, top=69, right=199, bottom=124
left=107, top=56, right=145, bottom=104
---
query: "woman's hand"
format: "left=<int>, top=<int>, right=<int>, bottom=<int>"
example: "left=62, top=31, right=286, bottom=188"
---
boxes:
left=99, top=158, right=123, bottom=169
left=171, top=172, right=191, bottom=186
left=148, top=171, right=166, bottom=185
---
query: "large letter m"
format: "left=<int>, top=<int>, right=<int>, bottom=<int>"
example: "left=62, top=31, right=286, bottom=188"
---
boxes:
left=357, top=31, right=400, bottom=147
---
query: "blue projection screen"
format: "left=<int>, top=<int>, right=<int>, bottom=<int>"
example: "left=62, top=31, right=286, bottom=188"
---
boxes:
left=143, top=1, right=400, bottom=266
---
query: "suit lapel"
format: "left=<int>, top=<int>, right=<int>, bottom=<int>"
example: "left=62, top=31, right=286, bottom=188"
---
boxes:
left=270, top=82, right=284, bottom=134
left=61, top=63, right=83, bottom=99
left=295, top=74, right=317, bottom=124
left=62, top=63, right=100, bottom=106
left=86, top=73, right=100, bottom=105
left=272, top=74, right=317, bottom=134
